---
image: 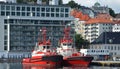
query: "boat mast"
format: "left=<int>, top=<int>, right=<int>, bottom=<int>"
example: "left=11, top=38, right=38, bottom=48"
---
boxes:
left=64, top=27, right=70, bottom=40
left=41, top=27, right=47, bottom=44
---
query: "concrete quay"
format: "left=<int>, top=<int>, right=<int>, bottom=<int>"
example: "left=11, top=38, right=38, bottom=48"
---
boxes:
left=91, top=61, right=120, bottom=66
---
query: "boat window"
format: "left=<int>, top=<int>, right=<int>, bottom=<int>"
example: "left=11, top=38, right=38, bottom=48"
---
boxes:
left=63, top=43, right=67, bottom=46
left=68, top=43, right=72, bottom=46
left=47, top=46, right=50, bottom=49
left=43, top=46, right=45, bottom=49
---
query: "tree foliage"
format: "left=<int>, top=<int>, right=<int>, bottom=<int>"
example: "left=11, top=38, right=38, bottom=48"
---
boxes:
left=75, top=34, right=90, bottom=50
left=109, top=8, right=116, bottom=17
left=17, top=0, right=24, bottom=3
left=66, top=0, right=81, bottom=9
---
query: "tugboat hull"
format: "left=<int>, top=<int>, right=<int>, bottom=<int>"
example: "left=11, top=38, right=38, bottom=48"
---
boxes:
left=22, top=55, right=63, bottom=67
left=63, top=56, right=93, bottom=67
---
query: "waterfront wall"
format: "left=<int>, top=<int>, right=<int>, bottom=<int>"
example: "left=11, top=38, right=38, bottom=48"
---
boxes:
left=0, top=51, right=31, bottom=59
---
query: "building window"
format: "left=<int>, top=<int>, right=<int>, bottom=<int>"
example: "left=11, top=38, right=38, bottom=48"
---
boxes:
left=118, top=46, right=120, bottom=50
left=6, top=6, right=10, bottom=10
left=41, top=8, right=45, bottom=12
left=22, top=12, right=25, bottom=16
left=46, top=8, right=50, bottom=12
left=4, top=35, right=7, bottom=40
left=51, top=8, right=54, bottom=12
left=4, top=25, right=7, bottom=30
left=37, top=7, right=40, bottom=11
left=56, top=13, right=59, bottom=17
left=33, top=12, right=35, bottom=16
left=56, top=8, right=59, bottom=12
left=4, top=20, right=7, bottom=24
left=16, top=6, right=20, bottom=11
left=27, top=12, right=30, bottom=16
left=1, top=11, right=5, bottom=16
left=41, top=13, right=45, bottom=17
left=46, top=13, right=50, bottom=17
left=61, top=8, right=64, bottom=12
left=22, top=7, right=25, bottom=11
left=114, top=46, right=116, bottom=50
left=111, top=46, right=113, bottom=50
left=65, top=14, right=68, bottom=17
left=51, top=13, right=54, bottom=17
left=32, top=7, right=35, bottom=11
left=6, top=12, right=10, bottom=16
left=4, top=46, right=7, bottom=50
left=37, top=13, right=40, bottom=16
left=1, top=5, right=5, bottom=10
left=4, top=41, right=7, bottom=45
left=27, top=7, right=30, bottom=11
left=11, top=6, right=15, bottom=11
left=16, top=12, right=20, bottom=16
left=65, top=8, right=68, bottom=12
left=11, top=12, right=15, bottom=16
left=60, top=13, right=64, bottom=17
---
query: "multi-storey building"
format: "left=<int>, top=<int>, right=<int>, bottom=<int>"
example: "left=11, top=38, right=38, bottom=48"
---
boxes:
left=85, top=13, right=113, bottom=42
left=112, top=15, right=120, bottom=32
left=80, top=49, right=109, bottom=60
left=74, top=18, right=86, bottom=39
left=90, top=32, right=120, bottom=60
left=0, top=0, right=73, bottom=58
left=70, top=9, right=90, bottom=39
left=112, top=21, right=120, bottom=32
left=91, top=2, right=109, bottom=14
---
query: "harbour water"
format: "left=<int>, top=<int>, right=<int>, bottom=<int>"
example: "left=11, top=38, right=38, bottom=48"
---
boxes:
left=0, top=63, right=120, bottom=69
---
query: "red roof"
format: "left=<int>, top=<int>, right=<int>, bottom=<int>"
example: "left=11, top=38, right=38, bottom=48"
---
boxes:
left=85, top=18, right=114, bottom=24
left=85, top=13, right=114, bottom=24
left=70, top=9, right=117, bottom=24
left=70, top=9, right=90, bottom=21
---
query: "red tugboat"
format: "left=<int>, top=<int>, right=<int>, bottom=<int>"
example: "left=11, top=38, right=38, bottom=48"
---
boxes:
left=57, top=27, right=93, bottom=67
left=22, top=27, right=63, bottom=67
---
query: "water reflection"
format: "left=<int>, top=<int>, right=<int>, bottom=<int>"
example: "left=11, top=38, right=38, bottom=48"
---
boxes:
left=63, top=67, right=89, bottom=69
left=23, top=64, right=58, bottom=69
left=0, top=63, right=120, bottom=69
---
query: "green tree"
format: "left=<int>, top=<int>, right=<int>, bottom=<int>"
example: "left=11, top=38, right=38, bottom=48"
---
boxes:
left=17, top=0, right=37, bottom=3
left=66, top=0, right=81, bottom=9
left=17, top=0, right=24, bottom=3
left=75, top=34, right=89, bottom=50
left=109, top=8, right=116, bottom=17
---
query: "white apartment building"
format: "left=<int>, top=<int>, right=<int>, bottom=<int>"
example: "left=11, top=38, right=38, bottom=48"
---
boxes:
left=74, top=18, right=86, bottom=39
left=112, top=16, right=120, bottom=32
left=113, top=23, right=120, bottom=32
left=85, top=14, right=113, bottom=43
left=0, top=2, right=73, bottom=58
left=85, top=23, right=113, bottom=42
